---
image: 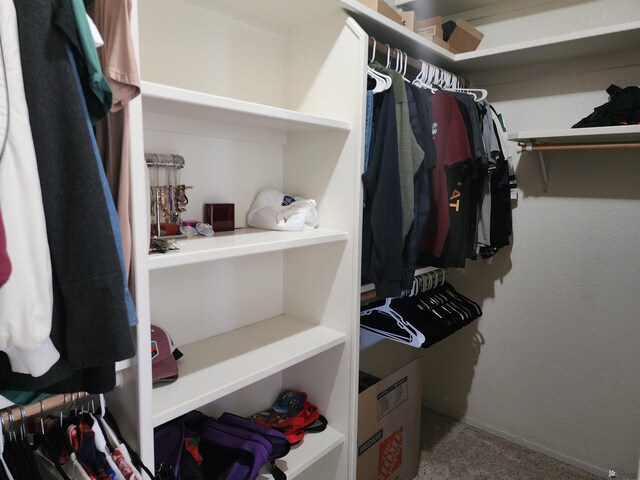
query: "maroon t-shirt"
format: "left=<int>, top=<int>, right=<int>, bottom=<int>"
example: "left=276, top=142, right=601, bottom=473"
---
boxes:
left=421, top=91, right=471, bottom=258
left=0, top=208, right=11, bottom=287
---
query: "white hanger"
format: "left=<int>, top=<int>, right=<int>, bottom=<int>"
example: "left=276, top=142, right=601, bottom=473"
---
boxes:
left=367, top=38, right=391, bottom=94
left=414, top=60, right=437, bottom=93
left=442, top=71, right=488, bottom=102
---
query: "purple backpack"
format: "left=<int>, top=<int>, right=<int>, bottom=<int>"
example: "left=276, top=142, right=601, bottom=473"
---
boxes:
left=155, top=410, right=289, bottom=480
left=200, top=413, right=289, bottom=480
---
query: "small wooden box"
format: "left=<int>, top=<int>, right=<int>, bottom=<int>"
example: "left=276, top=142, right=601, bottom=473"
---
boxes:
left=203, top=203, right=235, bottom=232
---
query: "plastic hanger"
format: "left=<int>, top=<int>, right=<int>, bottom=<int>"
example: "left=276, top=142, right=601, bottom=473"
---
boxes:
left=367, top=37, right=391, bottom=94
left=0, top=415, right=15, bottom=480
left=443, top=72, right=488, bottom=102
left=361, top=298, right=425, bottom=347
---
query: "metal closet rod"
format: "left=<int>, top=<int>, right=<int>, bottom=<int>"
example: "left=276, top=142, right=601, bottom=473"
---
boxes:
left=360, top=266, right=448, bottom=303
left=518, top=142, right=640, bottom=152
left=144, top=153, right=185, bottom=169
left=0, top=392, right=90, bottom=424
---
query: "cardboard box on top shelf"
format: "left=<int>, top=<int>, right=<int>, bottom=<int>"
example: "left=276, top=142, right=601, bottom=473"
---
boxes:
left=446, top=19, right=484, bottom=53
left=422, top=33, right=451, bottom=52
left=357, top=358, right=422, bottom=480
left=358, top=0, right=402, bottom=24
left=414, top=16, right=443, bottom=39
left=399, top=10, right=415, bottom=31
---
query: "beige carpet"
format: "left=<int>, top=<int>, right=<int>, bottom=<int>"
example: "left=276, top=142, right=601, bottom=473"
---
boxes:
left=416, top=408, right=605, bottom=480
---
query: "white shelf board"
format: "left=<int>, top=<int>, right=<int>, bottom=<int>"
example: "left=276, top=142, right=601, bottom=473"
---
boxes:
left=456, top=21, right=640, bottom=73
left=257, top=427, right=345, bottom=479
left=148, top=228, right=349, bottom=270
left=141, top=81, right=351, bottom=133
left=509, top=125, right=640, bottom=144
left=338, top=0, right=456, bottom=70
left=152, top=315, right=347, bottom=427
left=338, top=1, right=640, bottom=77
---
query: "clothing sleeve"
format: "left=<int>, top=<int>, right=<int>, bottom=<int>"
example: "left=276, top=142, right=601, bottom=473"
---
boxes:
left=90, top=0, right=140, bottom=111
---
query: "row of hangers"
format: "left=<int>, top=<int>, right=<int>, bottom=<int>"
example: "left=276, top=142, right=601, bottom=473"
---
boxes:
left=368, top=37, right=488, bottom=101
left=0, top=392, right=104, bottom=474
left=0, top=392, right=104, bottom=441
left=361, top=268, right=482, bottom=348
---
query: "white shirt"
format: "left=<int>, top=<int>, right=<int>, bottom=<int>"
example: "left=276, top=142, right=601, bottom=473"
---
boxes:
left=0, top=0, right=59, bottom=376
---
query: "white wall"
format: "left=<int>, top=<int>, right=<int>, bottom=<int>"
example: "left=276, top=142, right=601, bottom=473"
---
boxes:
left=419, top=1, right=640, bottom=477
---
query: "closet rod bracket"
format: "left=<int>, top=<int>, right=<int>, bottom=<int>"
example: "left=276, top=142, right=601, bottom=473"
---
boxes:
left=519, top=142, right=549, bottom=192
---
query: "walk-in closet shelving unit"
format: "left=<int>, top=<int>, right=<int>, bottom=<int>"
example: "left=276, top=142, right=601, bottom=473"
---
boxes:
left=118, top=0, right=369, bottom=478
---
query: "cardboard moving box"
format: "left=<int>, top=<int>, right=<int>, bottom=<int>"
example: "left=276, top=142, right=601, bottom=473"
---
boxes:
left=357, top=358, right=422, bottom=480
left=447, top=19, right=484, bottom=53
left=358, top=0, right=402, bottom=24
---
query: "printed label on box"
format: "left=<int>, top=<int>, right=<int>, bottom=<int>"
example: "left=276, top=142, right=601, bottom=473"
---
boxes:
left=358, top=429, right=383, bottom=457
left=378, top=427, right=403, bottom=480
left=376, top=376, right=408, bottom=420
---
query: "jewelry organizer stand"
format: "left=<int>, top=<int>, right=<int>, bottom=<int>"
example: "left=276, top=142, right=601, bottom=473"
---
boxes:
left=144, top=153, right=190, bottom=238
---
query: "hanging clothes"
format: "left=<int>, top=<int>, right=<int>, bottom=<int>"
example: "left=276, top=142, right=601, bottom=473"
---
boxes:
left=89, top=0, right=141, bottom=282
left=0, top=0, right=58, bottom=377
left=361, top=85, right=404, bottom=298
left=0, top=210, right=10, bottom=290
left=53, top=0, right=113, bottom=126
left=402, top=85, right=436, bottom=289
left=371, top=62, right=425, bottom=242
left=420, top=90, right=472, bottom=260
left=0, top=0, right=135, bottom=394
left=0, top=39, right=9, bottom=290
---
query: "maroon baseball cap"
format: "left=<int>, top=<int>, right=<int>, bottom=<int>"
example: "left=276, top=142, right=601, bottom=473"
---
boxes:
left=151, top=325, right=183, bottom=384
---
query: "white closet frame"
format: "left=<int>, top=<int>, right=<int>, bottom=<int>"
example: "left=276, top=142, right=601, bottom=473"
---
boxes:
left=112, top=1, right=369, bottom=478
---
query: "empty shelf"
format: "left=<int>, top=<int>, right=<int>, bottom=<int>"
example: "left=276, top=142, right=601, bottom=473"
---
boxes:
left=152, top=315, right=347, bottom=426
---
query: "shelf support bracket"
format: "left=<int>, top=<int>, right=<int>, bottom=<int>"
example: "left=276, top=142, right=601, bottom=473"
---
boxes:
left=519, top=142, right=549, bottom=192
left=536, top=150, right=549, bottom=192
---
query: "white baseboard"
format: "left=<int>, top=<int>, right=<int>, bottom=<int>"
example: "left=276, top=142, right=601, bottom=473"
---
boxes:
left=421, top=400, right=617, bottom=479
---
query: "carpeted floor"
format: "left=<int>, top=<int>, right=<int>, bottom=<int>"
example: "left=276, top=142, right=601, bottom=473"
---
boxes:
left=416, top=408, right=605, bottom=480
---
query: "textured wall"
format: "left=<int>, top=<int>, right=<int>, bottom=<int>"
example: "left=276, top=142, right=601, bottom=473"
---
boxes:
left=420, top=1, right=640, bottom=476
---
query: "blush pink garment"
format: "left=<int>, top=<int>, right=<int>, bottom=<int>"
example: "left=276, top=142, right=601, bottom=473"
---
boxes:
left=89, top=0, right=140, bottom=279
left=0, top=208, right=11, bottom=288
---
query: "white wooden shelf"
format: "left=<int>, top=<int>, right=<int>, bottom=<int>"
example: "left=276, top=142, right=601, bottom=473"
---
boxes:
left=141, top=81, right=351, bottom=133
left=456, top=21, right=640, bottom=73
left=509, top=125, right=640, bottom=192
left=509, top=125, right=640, bottom=144
left=148, top=228, right=349, bottom=270
left=339, top=0, right=456, bottom=70
left=152, top=315, right=347, bottom=427
left=257, top=427, right=345, bottom=479
left=339, top=0, right=640, bottom=77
